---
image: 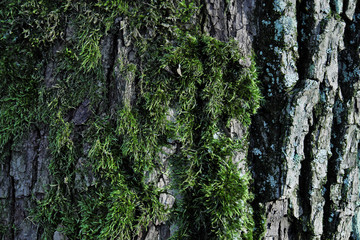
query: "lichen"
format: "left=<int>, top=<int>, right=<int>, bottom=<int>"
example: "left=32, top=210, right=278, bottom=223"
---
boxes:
left=274, top=16, right=297, bottom=44
left=333, top=0, right=343, bottom=14
left=273, top=0, right=287, bottom=13
left=293, top=154, right=302, bottom=165
left=262, top=20, right=271, bottom=26
left=252, top=148, right=263, bottom=156
left=284, top=72, right=299, bottom=88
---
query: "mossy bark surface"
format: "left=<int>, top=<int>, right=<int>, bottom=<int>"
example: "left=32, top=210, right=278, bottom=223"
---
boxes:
left=1, top=1, right=360, bottom=240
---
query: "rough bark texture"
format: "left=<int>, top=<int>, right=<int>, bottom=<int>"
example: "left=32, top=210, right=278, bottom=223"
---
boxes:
left=1, top=0, right=360, bottom=239
left=250, top=0, right=360, bottom=239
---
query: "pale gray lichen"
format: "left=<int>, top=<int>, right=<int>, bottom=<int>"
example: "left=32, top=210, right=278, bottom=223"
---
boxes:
left=274, top=19, right=283, bottom=41
left=344, top=177, right=349, bottom=187
left=270, top=144, right=275, bottom=151
left=268, top=175, right=277, bottom=188
left=274, top=16, right=297, bottom=44
left=322, top=186, right=326, bottom=196
left=262, top=20, right=271, bottom=26
left=352, top=211, right=360, bottom=239
left=284, top=72, right=299, bottom=88
left=354, top=67, right=360, bottom=77
left=252, top=148, right=262, bottom=156
left=293, top=154, right=302, bottom=165
left=274, top=46, right=282, bottom=54
left=273, top=0, right=287, bottom=13
left=334, top=101, right=344, bottom=124
left=320, top=91, right=326, bottom=102
left=314, top=149, right=328, bottom=164
left=334, top=0, right=343, bottom=14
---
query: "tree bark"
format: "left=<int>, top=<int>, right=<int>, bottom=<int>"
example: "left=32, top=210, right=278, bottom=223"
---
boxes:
left=1, top=0, right=360, bottom=239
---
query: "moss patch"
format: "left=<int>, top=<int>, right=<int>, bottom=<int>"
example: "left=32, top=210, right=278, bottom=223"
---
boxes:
left=1, top=0, right=261, bottom=239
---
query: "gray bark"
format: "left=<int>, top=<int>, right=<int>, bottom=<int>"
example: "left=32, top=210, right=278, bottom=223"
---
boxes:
left=1, top=0, right=360, bottom=239
left=250, top=0, right=360, bottom=239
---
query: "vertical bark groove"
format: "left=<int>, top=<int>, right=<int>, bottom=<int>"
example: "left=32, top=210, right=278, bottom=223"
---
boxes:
left=9, top=176, right=15, bottom=240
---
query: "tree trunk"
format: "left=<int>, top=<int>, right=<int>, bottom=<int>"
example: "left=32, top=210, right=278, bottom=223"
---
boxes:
left=1, top=0, right=359, bottom=239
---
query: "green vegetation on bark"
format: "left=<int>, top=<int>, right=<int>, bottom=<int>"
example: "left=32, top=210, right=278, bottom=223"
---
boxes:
left=0, top=0, right=261, bottom=239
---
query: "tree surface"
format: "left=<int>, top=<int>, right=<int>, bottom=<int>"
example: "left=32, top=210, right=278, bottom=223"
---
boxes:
left=0, top=0, right=360, bottom=239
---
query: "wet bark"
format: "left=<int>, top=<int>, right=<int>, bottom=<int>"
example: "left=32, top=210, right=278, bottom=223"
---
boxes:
left=1, top=0, right=360, bottom=239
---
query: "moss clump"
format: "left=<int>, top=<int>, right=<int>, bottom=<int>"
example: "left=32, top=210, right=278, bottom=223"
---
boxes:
left=1, top=0, right=261, bottom=239
left=139, top=33, right=261, bottom=239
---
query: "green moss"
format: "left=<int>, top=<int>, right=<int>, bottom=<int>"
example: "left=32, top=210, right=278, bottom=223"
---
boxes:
left=137, top=34, right=261, bottom=239
left=1, top=0, right=261, bottom=239
left=0, top=1, right=44, bottom=161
